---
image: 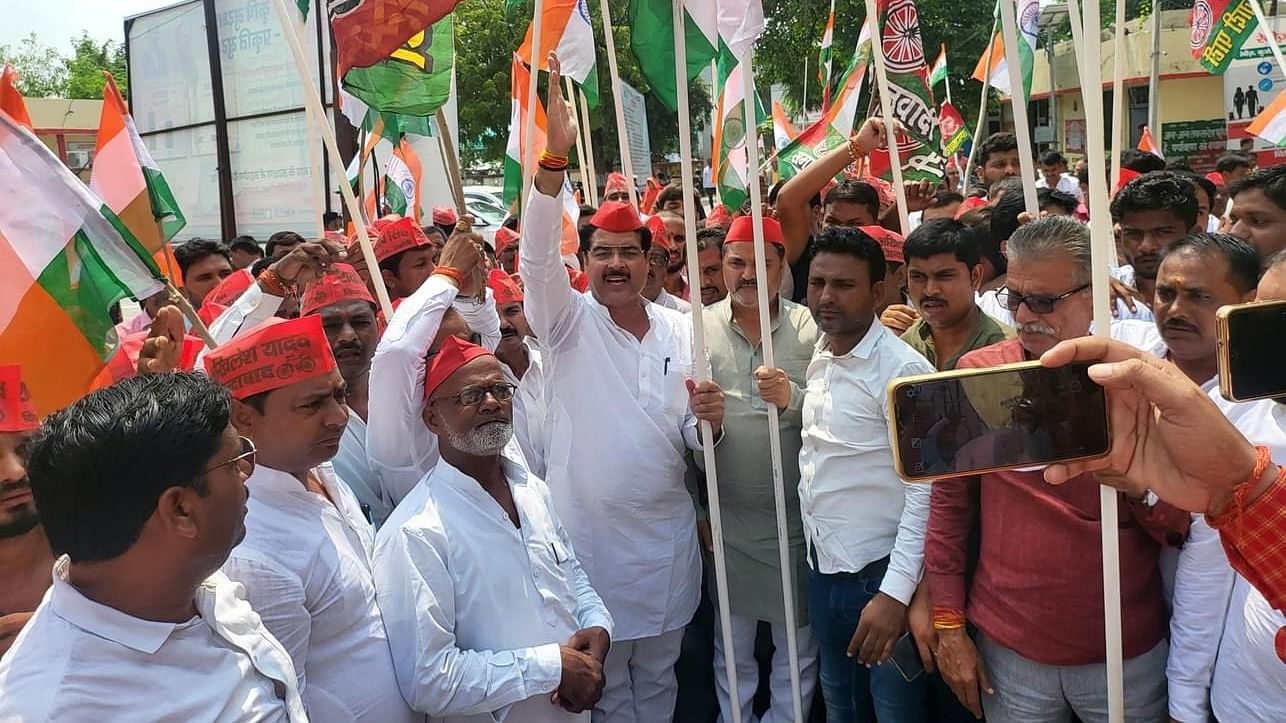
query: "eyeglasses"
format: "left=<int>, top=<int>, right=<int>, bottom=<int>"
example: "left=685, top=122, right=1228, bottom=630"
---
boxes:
left=203, top=436, right=257, bottom=477
left=647, top=253, right=669, bottom=268
left=434, top=383, right=517, bottom=407
left=996, top=283, right=1090, bottom=314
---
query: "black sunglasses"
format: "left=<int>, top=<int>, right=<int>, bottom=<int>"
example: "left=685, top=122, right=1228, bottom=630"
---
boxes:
left=996, top=283, right=1090, bottom=314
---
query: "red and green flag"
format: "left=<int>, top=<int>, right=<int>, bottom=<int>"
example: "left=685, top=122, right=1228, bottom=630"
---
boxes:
left=938, top=101, right=970, bottom=156
left=342, top=14, right=454, bottom=118
left=866, top=0, right=945, bottom=183
left=1190, top=0, right=1260, bottom=75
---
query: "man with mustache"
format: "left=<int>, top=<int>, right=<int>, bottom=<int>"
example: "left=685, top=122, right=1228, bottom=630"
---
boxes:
left=798, top=225, right=936, bottom=721
left=643, top=214, right=692, bottom=312
left=488, top=269, right=550, bottom=477
left=699, top=216, right=820, bottom=722
left=1, top=372, right=307, bottom=721
left=1141, top=233, right=1264, bottom=723
left=696, top=227, right=729, bottom=306
left=205, top=316, right=417, bottom=722
left=519, top=55, right=726, bottom=723
left=927, top=217, right=1188, bottom=722
left=1110, top=172, right=1201, bottom=310
left=0, top=366, right=48, bottom=656
left=373, top=337, right=613, bottom=721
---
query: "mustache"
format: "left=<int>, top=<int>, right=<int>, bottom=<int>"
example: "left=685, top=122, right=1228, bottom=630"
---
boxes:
left=333, top=342, right=364, bottom=355
left=500, top=327, right=520, bottom=338
left=919, top=295, right=946, bottom=305
left=0, top=479, right=30, bottom=494
left=1162, top=318, right=1198, bottom=333
left=1016, top=321, right=1057, bottom=336
left=736, top=279, right=758, bottom=290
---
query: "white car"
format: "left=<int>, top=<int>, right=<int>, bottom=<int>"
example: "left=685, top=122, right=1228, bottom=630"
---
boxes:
left=463, top=186, right=506, bottom=212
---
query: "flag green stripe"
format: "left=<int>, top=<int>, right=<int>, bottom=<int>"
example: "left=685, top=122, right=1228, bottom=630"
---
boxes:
left=342, top=16, right=454, bottom=116
left=503, top=154, right=522, bottom=209
left=37, top=229, right=138, bottom=359
left=628, top=0, right=718, bottom=112
left=141, top=165, right=187, bottom=241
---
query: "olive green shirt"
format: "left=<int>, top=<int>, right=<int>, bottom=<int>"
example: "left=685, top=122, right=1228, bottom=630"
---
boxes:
left=698, top=296, right=819, bottom=625
left=901, top=309, right=1013, bottom=370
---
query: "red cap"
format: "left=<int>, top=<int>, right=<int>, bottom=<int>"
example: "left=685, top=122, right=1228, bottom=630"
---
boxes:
left=374, top=217, right=432, bottom=263
left=300, top=263, right=376, bottom=317
left=726, top=216, right=785, bottom=247
left=204, top=268, right=254, bottom=308
left=0, top=365, right=38, bottom=432
left=487, top=269, right=524, bottom=305
left=424, top=335, right=494, bottom=400
left=645, top=215, right=673, bottom=251
left=432, top=206, right=458, bottom=227
left=101, top=330, right=204, bottom=385
left=705, top=205, right=732, bottom=230
left=605, top=172, right=631, bottom=197
left=590, top=201, right=644, bottom=233
left=198, top=301, right=227, bottom=327
left=860, top=225, right=905, bottom=264
left=1206, top=171, right=1225, bottom=187
left=494, top=226, right=520, bottom=254
left=1115, top=168, right=1142, bottom=195
left=955, top=196, right=989, bottom=218
left=203, top=316, right=337, bottom=400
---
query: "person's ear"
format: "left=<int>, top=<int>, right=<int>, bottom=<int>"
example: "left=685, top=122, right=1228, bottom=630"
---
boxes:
left=230, top=399, right=259, bottom=436
left=872, top=279, right=887, bottom=304
left=422, top=402, right=443, bottom=436
left=154, top=486, right=200, bottom=540
left=380, top=267, right=400, bottom=295
left=970, top=263, right=984, bottom=291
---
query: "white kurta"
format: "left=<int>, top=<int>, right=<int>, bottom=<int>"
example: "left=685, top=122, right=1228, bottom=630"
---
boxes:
left=367, top=276, right=501, bottom=505
left=333, top=412, right=393, bottom=528
left=518, top=186, right=704, bottom=641
left=372, top=446, right=614, bottom=722
left=223, top=463, right=418, bottom=723
left=501, top=337, right=550, bottom=479
left=0, top=558, right=307, bottom=722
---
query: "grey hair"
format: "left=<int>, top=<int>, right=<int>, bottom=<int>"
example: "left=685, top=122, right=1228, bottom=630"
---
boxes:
left=1005, top=216, right=1093, bottom=283
left=1266, top=248, right=1286, bottom=272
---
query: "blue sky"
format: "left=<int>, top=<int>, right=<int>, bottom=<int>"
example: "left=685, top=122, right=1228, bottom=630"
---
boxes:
left=0, top=0, right=172, bottom=49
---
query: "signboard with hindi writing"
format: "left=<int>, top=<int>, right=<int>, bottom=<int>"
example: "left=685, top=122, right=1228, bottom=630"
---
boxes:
left=1161, top=120, right=1228, bottom=173
left=619, top=81, right=653, bottom=188
left=1190, top=0, right=1259, bottom=75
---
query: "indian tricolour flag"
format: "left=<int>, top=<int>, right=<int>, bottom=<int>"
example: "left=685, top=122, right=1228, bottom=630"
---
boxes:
left=777, top=25, right=872, bottom=179
left=1136, top=125, right=1164, bottom=159
left=383, top=139, right=423, bottom=220
left=1247, top=91, right=1286, bottom=147
left=518, top=0, right=600, bottom=107
left=628, top=0, right=718, bottom=112
left=91, top=72, right=186, bottom=285
left=929, top=44, right=948, bottom=87
left=0, top=110, right=164, bottom=415
left=972, top=33, right=1011, bottom=95
left=714, top=56, right=751, bottom=212
left=974, top=0, right=1037, bottom=98
left=772, top=100, right=799, bottom=179
left=819, top=0, right=836, bottom=110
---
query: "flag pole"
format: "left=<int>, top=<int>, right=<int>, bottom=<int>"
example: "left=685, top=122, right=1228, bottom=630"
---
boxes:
left=1065, top=0, right=1125, bottom=720
left=268, top=0, right=393, bottom=319
left=577, top=88, right=600, bottom=205
left=522, top=0, right=547, bottom=214
left=1109, top=0, right=1126, bottom=189
left=566, top=77, right=591, bottom=204
left=963, top=17, right=999, bottom=192
left=436, top=108, right=468, bottom=215
left=671, top=3, right=741, bottom=721
left=997, top=0, right=1039, bottom=216
left=740, top=44, right=806, bottom=723
left=598, top=0, right=639, bottom=208
left=164, top=282, right=219, bottom=348
left=944, top=49, right=954, bottom=106
left=863, top=0, right=911, bottom=233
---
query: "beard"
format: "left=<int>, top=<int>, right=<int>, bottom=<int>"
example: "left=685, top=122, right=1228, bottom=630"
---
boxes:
left=442, top=420, right=514, bottom=456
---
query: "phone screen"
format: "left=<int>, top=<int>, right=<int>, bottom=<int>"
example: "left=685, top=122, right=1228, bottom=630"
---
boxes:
left=890, top=362, right=1110, bottom=481
left=1222, top=302, right=1286, bottom=402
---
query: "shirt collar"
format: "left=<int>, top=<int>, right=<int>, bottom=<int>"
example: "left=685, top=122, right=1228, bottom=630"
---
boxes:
left=715, top=296, right=783, bottom=338
left=436, top=445, right=531, bottom=500
left=247, top=463, right=338, bottom=503
left=48, top=555, right=184, bottom=655
left=820, top=318, right=884, bottom=360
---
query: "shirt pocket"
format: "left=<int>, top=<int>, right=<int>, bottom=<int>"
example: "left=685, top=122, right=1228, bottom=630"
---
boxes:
left=523, top=508, right=577, bottom=611
left=662, top=346, right=696, bottom=416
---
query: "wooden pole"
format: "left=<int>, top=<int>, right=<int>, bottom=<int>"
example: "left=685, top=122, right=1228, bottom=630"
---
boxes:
left=963, top=17, right=999, bottom=191
left=740, top=43, right=806, bottom=723
left=863, top=0, right=911, bottom=233
left=578, top=88, right=600, bottom=205
left=566, top=77, right=591, bottom=204
left=998, top=0, right=1040, bottom=216
left=269, top=0, right=393, bottom=319
left=522, top=0, right=546, bottom=213
left=1110, top=0, right=1127, bottom=187
left=436, top=108, right=467, bottom=215
left=165, top=282, right=217, bottom=348
left=598, top=0, right=639, bottom=208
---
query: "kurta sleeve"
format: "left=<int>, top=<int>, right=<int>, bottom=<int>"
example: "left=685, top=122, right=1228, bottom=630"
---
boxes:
left=373, top=522, right=563, bottom=718
left=454, top=289, right=501, bottom=352
left=1166, top=515, right=1234, bottom=723
left=195, top=284, right=284, bottom=369
left=366, top=275, right=459, bottom=504
left=517, top=186, right=578, bottom=347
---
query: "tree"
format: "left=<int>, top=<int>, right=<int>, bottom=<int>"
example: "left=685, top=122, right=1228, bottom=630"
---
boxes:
left=0, top=34, right=66, bottom=97
left=64, top=32, right=128, bottom=100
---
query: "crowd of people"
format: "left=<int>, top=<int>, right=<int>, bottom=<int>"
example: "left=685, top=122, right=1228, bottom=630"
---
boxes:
left=1, top=55, right=1285, bottom=723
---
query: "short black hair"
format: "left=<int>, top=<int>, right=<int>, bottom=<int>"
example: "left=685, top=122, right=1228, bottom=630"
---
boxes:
left=991, top=190, right=1026, bottom=244
left=903, top=219, right=981, bottom=267
left=1076, top=164, right=1089, bottom=184
left=960, top=206, right=1006, bottom=274
left=826, top=180, right=880, bottom=219
left=1162, top=232, right=1262, bottom=293
left=322, top=211, right=341, bottom=226
left=502, top=216, right=520, bottom=231
left=173, top=238, right=231, bottom=280
left=978, top=132, right=1018, bottom=168
left=1176, top=171, right=1218, bottom=210
left=1164, top=159, right=1194, bottom=172
left=930, top=191, right=965, bottom=209
left=656, top=184, right=684, bottom=209
left=27, top=373, right=232, bottom=563
left=578, top=223, right=653, bottom=257
left=695, top=227, right=726, bottom=253
left=1039, top=150, right=1066, bottom=166
left=1038, top=188, right=1079, bottom=215
left=265, top=231, right=306, bottom=257
left=811, top=226, right=886, bottom=283
left=1216, top=152, right=1254, bottom=174
left=228, top=236, right=263, bottom=257
left=1229, top=164, right=1286, bottom=212
left=1120, top=149, right=1166, bottom=174
left=250, top=256, right=273, bottom=277
left=1110, top=171, right=1200, bottom=229
left=767, top=181, right=786, bottom=206
left=579, top=204, right=597, bottom=218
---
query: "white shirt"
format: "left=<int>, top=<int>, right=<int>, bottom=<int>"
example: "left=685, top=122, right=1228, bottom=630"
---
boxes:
left=333, top=412, right=394, bottom=528
left=195, top=283, right=285, bottom=369
left=373, top=447, right=614, bottom=722
left=223, top=464, right=417, bottom=723
left=367, top=276, right=501, bottom=504
left=1035, top=172, right=1083, bottom=202
left=798, top=321, right=935, bottom=604
left=652, top=288, right=692, bottom=313
left=501, top=337, right=550, bottom=479
left=0, top=557, right=307, bottom=722
left=519, top=186, right=704, bottom=641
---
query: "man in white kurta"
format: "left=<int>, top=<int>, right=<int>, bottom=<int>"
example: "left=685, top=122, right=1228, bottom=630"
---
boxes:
left=204, top=315, right=417, bottom=722
left=373, top=337, right=613, bottom=722
left=519, top=91, right=729, bottom=723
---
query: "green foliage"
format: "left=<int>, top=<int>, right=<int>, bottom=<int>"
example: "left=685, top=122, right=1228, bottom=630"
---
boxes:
left=0, top=31, right=127, bottom=99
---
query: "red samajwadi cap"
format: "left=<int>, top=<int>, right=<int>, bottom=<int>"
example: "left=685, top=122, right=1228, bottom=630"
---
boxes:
left=0, top=365, right=38, bottom=432
left=726, top=215, right=785, bottom=247
left=645, top=215, right=673, bottom=251
left=488, top=269, right=523, bottom=305
left=605, top=172, right=631, bottom=197
left=494, top=226, right=520, bottom=254
left=860, top=225, right=905, bottom=264
left=590, top=201, right=644, bottom=233
left=300, top=263, right=376, bottom=317
left=432, top=206, right=458, bottom=227
left=424, top=335, right=494, bottom=400
left=204, top=268, right=254, bottom=308
left=374, top=217, right=431, bottom=263
left=203, top=316, right=337, bottom=400
left=705, top=205, right=732, bottom=229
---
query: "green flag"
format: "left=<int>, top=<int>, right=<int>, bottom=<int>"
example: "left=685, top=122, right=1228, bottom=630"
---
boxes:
left=627, top=0, right=718, bottom=112
left=342, top=14, right=454, bottom=117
